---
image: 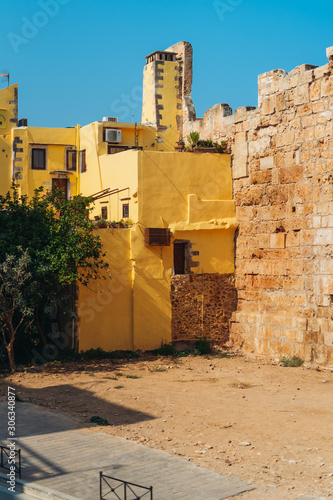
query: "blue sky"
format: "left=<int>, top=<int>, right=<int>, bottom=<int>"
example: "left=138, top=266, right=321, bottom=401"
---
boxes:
left=1, top=0, right=333, bottom=128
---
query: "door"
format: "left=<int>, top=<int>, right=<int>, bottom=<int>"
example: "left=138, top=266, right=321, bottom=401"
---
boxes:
left=174, top=242, right=186, bottom=274
left=52, top=178, right=68, bottom=200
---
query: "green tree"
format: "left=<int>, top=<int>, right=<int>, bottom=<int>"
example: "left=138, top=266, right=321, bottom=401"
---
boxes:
left=0, top=251, right=35, bottom=371
left=0, top=187, right=108, bottom=370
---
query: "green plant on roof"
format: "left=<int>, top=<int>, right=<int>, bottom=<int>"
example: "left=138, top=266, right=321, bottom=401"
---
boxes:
left=187, top=131, right=200, bottom=148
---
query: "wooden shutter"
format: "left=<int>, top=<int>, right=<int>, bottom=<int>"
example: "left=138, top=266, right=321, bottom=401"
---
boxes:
left=144, top=228, right=171, bottom=246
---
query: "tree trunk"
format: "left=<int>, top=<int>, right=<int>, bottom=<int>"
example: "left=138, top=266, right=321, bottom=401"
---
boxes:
left=6, top=344, right=15, bottom=372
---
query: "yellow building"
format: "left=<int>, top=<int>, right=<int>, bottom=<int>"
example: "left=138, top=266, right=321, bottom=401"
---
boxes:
left=0, top=41, right=237, bottom=353
left=0, top=84, right=18, bottom=195
left=0, top=84, right=79, bottom=199
left=77, top=150, right=237, bottom=351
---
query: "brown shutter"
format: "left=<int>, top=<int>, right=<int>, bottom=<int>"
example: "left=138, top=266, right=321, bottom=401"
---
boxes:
left=144, top=228, right=171, bottom=246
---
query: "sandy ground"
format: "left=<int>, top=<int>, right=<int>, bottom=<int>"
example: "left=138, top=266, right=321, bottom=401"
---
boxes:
left=1, top=354, right=333, bottom=499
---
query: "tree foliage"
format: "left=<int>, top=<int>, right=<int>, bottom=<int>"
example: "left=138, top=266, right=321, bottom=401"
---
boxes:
left=0, top=187, right=108, bottom=370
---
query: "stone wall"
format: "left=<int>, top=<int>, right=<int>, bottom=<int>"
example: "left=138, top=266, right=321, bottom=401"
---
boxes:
left=183, top=45, right=333, bottom=365
left=171, top=273, right=236, bottom=345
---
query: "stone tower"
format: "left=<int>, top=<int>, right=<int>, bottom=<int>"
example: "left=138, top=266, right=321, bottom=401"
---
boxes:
left=141, top=41, right=196, bottom=138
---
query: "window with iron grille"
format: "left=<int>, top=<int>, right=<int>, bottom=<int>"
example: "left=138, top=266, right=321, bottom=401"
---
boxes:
left=144, top=228, right=171, bottom=246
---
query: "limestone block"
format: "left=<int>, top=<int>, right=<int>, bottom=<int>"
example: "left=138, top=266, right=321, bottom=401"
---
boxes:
left=233, top=157, right=248, bottom=179
left=260, top=156, right=275, bottom=170
left=315, top=124, right=327, bottom=139
left=310, top=80, right=321, bottom=101
left=250, top=170, right=272, bottom=184
left=314, top=63, right=331, bottom=79
left=315, top=228, right=333, bottom=245
left=280, top=165, right=303, bottom=184
left=321, top=76, right=333, bottom=97
left=275, top=131, right=295, bottom=148
left=234, top=106, right=256, bottom=123
left=326, top=46, right=333, bottom=63
left=275, top=93, right=287, bottom=111
left=262, top=96, right=275, bottom=115
left=317, top=110, right=333, bottom=123
left=270, top=233, right=286, bottom=249
left=301, top=114, right=316, bottom=127
left=248, top=136, right=271, bottom=156
left=294, top=84, right=310, bottom=105
left=233, top=131, right=249, bottom=179
left=302, top=127, right=314, bottom=142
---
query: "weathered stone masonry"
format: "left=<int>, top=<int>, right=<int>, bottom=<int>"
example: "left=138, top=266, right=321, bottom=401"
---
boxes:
left=182, top=45, right=333, bottom=365
left=171, top=274, right=236, bottom=345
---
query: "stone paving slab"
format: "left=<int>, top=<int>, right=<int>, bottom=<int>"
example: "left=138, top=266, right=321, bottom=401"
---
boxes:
left=0, top=402, right=253, bottom=499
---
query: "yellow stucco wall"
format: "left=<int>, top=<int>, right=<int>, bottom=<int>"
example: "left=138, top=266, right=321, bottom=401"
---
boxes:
left=142, top=63, right=156, bottom=126
left=9, top=126, right=77, bottom=198
left=79, top=123, right=178, bottom=219
left=78, top=229, right=133, bottom=351
left=77, top=149, right=237, bottom=352
left=0, top=84, right=17, bottom=195
left=99, top=150, right=139, bottom=222
left=158, top=60, right=181, bottom=131
left=138, top=151, right=234, bottom=226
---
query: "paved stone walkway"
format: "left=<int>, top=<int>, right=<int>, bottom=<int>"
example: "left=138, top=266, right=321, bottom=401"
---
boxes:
left=0, top=402, right=253, bottom=499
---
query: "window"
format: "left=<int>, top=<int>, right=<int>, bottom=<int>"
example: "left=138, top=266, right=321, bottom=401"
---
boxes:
left=101, top=206, right=108, bottom=219
left=66, top=149, right=76, bottom=171
left=122, top=203, right=129, bottom=218
left=31, top=147, right=46, bottom=170
left=80, top=150, right=86, bottom=173
left=144, top=228, right=171, bottom=247
left=108, top=145, right=128, bottom=155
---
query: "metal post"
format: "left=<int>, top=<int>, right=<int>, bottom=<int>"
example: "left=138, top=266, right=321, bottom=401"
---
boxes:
left=99, top=471, right=102, bottom=500
left=18, top=449, right=21, bottom=478
left=124, top=481, right=127, bottom=500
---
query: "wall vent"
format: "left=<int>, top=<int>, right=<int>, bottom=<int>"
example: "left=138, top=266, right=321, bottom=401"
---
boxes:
left=144, top=228, right=171, bottom=247
left=105, top=129, right=122, bottom=143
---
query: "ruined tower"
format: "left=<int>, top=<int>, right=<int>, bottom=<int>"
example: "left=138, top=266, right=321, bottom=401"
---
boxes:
left=141, top=41, right=196, bottom=138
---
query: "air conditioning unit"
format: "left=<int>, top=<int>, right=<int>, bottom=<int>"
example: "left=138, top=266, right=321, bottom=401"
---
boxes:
left=105, top=129, right=122, bottom=143
left=103, top=117, right=118, bottom=123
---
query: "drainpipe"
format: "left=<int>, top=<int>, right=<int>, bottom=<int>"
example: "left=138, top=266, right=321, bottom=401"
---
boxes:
left=76, top=124, right=80, bottom=195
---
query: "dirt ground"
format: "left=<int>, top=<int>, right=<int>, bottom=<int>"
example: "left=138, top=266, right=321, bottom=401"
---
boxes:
left=1, top=354, right=333, bottom=499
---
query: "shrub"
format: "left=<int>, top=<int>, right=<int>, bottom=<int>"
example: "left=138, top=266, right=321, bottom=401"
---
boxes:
left=195, top=337, right=211, bottom=355
left=280, top=356, right=304, bottom=367
left=79, top=348, right=139, bottom=360
left=90, top=415, right=109, bottom=425
left=152, top=342, right=175, bottom=356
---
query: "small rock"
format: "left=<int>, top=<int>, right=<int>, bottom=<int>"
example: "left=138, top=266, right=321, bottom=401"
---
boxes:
left=239, top=442, right=251, bottom=446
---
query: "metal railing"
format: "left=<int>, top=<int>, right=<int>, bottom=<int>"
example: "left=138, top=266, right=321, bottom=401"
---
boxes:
left=0, top=445, right=21, bottom=478
left=100, top=471, right=153, bottom=500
